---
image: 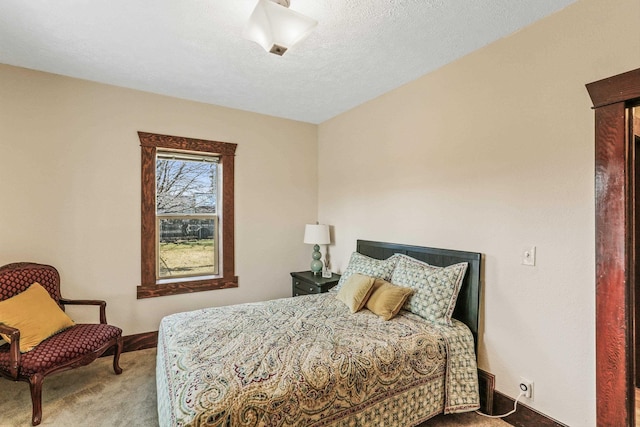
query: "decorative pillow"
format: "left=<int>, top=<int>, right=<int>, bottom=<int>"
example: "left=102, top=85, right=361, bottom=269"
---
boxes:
left=365, top=278, right=414, bottom=321
left=332, top=252, right=398, bottom=292
left=0, top=282, right=75, bottom=353
left=336, top=274, right=376, bottom=313
left=390, top=255, right=468, bottom=325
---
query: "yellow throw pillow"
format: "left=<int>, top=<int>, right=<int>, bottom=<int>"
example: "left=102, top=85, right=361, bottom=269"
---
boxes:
left=366, top=279, right=414, bottom=321
left=0, top=282, right=75, bottom=353
left=336, top=273, right=376, bottom=313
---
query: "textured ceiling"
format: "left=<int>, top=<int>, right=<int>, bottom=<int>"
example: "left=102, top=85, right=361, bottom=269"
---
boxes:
left=0, top=0, right=576, bottom=124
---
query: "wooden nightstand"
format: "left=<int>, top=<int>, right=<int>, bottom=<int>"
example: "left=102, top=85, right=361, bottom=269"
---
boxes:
left=290, top=271, right=341, bottom=297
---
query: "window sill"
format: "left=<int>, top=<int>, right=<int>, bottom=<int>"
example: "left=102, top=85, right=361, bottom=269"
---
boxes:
left=155, top=274, right=219, bottom=285
left=137, top=276, right=238, bottom=299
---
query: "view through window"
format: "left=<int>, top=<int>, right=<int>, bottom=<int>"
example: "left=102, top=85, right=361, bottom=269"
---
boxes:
left=156, top=152, right=219, bottom=279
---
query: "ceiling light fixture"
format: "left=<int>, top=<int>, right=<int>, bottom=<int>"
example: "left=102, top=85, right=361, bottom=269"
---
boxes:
left=243, top=0, right=318, bottom=56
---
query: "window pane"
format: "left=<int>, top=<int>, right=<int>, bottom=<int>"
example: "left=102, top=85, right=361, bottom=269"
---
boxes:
left=156, top=157, right=217, bottom=214
left=158, top=218, right=217, bottom=278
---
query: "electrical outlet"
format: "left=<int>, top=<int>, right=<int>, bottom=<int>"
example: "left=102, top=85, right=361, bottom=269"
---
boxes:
left=519, top=377, right=534, bottom=399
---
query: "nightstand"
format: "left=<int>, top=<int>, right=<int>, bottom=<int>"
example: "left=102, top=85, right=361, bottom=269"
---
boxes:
left=290, top=271, right=341, bottom=297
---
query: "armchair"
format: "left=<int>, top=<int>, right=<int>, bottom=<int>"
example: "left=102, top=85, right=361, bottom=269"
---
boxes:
left=0, top=262, right=123, bottom=426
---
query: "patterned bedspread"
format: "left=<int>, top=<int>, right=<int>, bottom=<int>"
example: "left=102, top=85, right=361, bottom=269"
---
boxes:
left=156, top=293, right=479, bottom=427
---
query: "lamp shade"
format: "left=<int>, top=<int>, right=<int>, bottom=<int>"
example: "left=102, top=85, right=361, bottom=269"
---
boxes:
left=303, top=224, right=330, bottom=245
left=243, top=0, right=317, bottom=55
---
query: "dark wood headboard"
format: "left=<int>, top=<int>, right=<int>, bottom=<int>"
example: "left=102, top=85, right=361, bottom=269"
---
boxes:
left=356, top=239, right=482, bottom=345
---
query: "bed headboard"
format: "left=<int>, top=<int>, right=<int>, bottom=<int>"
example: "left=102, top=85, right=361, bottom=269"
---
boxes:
left=356, top=240, right=482, bottom=344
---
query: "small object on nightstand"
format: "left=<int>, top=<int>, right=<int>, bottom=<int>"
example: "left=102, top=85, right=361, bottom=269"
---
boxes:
left=291, top=271, right=341, bottom=297
left=322, top=258, right=332, bottom=278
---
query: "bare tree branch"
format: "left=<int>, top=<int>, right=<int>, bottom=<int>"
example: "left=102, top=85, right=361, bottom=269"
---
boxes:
left=156, top=159, right=217, bottom=214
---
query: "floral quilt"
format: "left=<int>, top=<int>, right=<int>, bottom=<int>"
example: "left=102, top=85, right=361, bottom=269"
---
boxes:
left=156, top=293, right=479, bottom=427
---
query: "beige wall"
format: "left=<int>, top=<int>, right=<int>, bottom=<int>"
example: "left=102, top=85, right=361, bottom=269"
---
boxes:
left=0, top=64, right=318, bottom=334
left=318, top=0, right=639, bottom=425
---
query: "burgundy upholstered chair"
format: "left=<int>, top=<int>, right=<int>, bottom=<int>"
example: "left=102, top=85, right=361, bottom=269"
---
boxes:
left=0, top=262, right=123, bottom=426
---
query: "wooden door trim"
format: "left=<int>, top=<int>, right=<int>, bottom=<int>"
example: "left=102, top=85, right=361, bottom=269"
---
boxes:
left=586, top=68, right=640, bottom=427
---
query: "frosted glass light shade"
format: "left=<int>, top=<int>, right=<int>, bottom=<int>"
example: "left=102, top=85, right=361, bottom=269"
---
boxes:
left=243, top=0, right=318, bottom=56
left=304, top=224, right=330, bottom=245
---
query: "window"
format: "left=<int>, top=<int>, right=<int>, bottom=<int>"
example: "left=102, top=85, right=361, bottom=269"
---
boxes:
left=137, top=132, right=238, bottom=299
left=156, top=152, right=219, bottom=279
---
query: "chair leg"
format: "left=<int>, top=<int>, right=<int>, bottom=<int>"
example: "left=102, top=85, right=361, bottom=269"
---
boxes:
left=113, top=335, right=123, bottom=375
left=29, top=373, right=44, bottom=426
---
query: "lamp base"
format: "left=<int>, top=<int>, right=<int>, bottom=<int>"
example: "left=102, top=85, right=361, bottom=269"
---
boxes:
left=310, top=244, right=323, bottom=275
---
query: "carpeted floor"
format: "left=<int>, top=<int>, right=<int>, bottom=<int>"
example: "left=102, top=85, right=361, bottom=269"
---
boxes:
left=0, top=348, right=508, bottom=426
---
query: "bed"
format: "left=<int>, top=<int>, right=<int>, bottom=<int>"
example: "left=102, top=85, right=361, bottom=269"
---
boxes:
left=156, top=240, right=482, bottom=426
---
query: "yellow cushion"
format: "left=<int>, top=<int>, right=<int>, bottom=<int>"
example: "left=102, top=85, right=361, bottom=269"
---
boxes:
left=0, top=282, right=75, bottom=353
left=365, top=279, right=414, bottom=321
left=336, top=273, right=376, bottom=313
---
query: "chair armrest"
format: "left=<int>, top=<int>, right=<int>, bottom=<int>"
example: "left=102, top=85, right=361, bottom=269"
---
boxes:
left=59, top=298, right=107, bottom=324
left=0, top=323, right=20, bottom=379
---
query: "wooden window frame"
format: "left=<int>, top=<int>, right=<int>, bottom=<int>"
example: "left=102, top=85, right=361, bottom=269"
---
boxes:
left=137, top=131, right=238, bottom=299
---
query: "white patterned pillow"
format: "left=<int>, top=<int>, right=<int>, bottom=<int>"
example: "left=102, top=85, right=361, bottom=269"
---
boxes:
left=390, top=254, right=468, bottom=325
left=332, top=252, right=398, bottom=292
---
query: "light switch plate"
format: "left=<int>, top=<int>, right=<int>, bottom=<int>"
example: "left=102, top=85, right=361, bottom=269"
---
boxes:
left=522, top=246, right=536, bottom=266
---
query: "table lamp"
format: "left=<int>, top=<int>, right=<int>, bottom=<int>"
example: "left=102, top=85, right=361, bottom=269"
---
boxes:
left=303, top=224, right=330, bottom=275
